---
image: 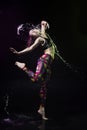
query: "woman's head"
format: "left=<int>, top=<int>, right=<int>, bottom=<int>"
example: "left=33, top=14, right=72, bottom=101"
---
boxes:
left=41, top=21, right=50, bottom=29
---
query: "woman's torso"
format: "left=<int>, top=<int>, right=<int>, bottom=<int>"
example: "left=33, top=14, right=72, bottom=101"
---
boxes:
left=40, top=35, right=55, bottom=60
left=44, top=46, right=55, bottom=60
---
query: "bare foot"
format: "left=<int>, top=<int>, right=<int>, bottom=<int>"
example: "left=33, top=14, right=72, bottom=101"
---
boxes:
left=15, top=61, right=26, bottom=70
left=38, top=109, right=42, bottom=115
left=42, top=116, right=48, bottom=120
left=38, top=109, right=48, bottom=120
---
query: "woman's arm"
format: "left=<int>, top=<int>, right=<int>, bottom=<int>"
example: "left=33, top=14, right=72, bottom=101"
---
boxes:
left=10, top=37, right=45, bottom=55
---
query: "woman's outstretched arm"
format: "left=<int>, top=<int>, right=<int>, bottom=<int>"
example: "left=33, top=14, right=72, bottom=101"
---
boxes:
left=10, top=37, right=45, bottom=55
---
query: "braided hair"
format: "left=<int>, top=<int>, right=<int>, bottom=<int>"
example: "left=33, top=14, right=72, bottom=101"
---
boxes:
left=46, top=33, right=73, bottom=70
left=17, top=23, right=35, bottom=41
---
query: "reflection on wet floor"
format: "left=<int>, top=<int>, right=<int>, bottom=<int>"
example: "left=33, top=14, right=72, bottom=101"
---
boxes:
left=0, top=113, right=87, bottom=130
left=0, top=113, right=54, bottom=130
left=0, top=113, right=64, bottom=130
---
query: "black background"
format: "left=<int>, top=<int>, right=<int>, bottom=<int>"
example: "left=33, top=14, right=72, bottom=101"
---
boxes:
left=0, top=0, right=87, bottom=119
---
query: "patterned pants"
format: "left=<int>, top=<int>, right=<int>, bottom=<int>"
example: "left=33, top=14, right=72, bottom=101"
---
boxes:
left=28, top=54, right=53, bottom=105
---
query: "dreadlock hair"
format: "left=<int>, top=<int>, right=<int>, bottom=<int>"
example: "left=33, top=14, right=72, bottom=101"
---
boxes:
left=17, top=23, right=35, bottom=42
left=46, top=33, right=73, bottom=70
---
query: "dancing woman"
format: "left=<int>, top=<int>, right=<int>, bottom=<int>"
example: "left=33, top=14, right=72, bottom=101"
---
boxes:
left=10, top=20, right=58, bottom=120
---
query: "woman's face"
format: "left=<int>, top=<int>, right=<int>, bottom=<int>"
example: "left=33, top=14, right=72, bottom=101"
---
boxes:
left=29, top=28, right=41, bottom=37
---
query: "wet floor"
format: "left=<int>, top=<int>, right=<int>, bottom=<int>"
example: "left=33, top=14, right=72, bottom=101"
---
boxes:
left=0, top=112, right=87, bottom=130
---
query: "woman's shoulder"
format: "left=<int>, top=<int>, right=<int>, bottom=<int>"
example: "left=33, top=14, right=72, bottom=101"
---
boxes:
left=36, top=36, right=46, bottom=43
left=40, top=35, right=49, bottom=42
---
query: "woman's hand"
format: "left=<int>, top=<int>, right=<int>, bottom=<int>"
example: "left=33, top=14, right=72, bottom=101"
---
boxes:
left=10, top=47, right=19, bottom=55
left=41, top=20, right=50, bottom=29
